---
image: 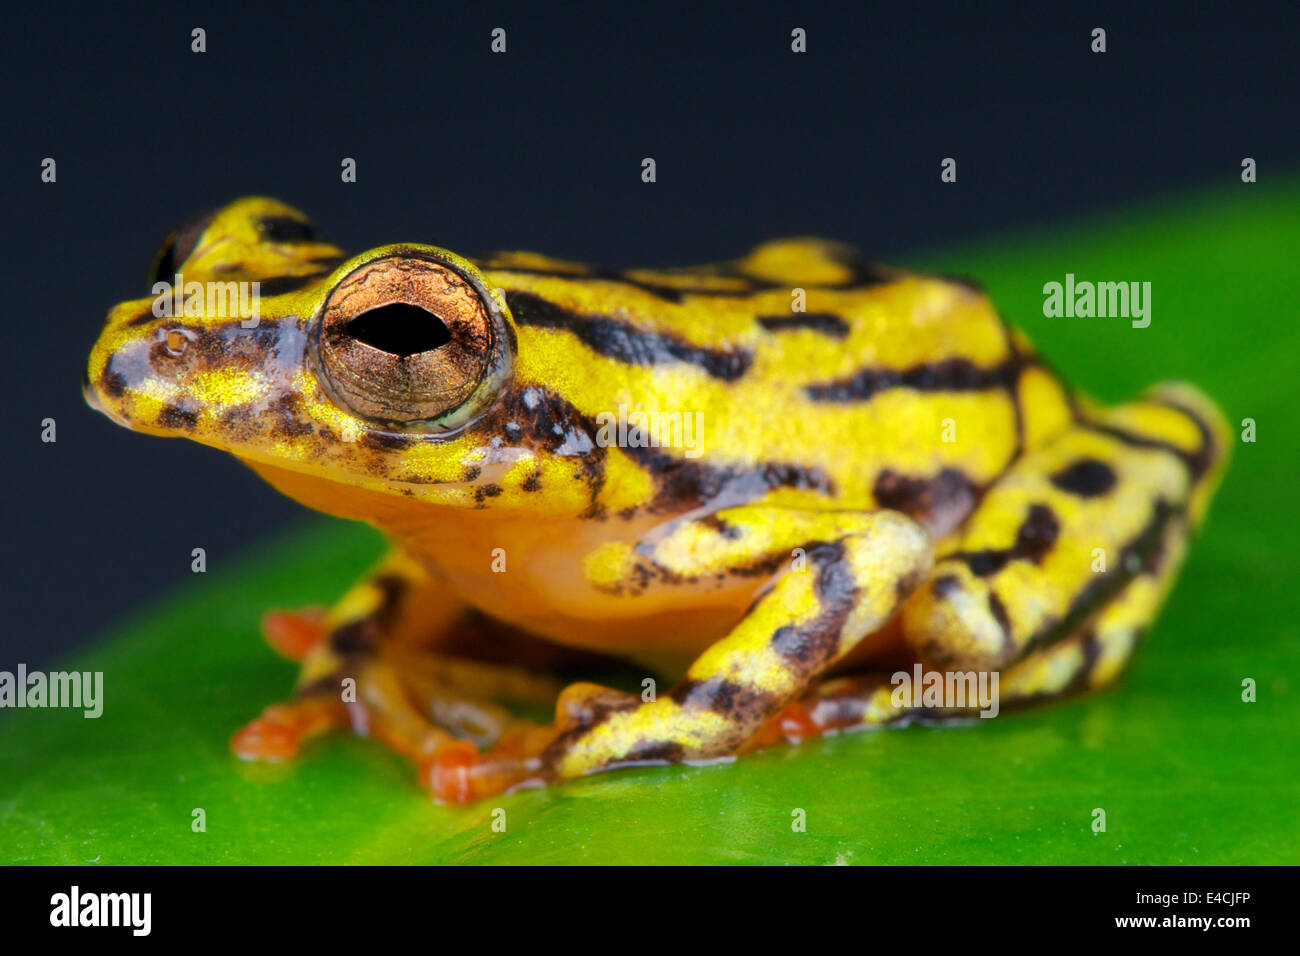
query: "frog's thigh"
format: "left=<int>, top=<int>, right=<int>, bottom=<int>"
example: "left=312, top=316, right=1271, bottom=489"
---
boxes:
left=900, top=386, right=1224, bottom=674
left=545, top=507, right=931, bottom=780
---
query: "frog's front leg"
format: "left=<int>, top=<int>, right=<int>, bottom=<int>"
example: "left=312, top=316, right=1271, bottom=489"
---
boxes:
left=231, top=550, right=560, bottom=766
left=432, top=507, right=932, bottom=802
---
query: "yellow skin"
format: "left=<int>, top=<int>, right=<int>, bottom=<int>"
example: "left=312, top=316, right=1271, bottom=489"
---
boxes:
left=85, top=197, right=1230, bottom=803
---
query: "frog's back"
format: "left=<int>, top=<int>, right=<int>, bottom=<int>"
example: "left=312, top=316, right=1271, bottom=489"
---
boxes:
left=479, top=239, right=1075, bottom=538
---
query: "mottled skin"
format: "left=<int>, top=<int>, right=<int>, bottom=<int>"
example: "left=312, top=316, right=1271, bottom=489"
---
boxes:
left=85, top=198, right=1229, bottom=802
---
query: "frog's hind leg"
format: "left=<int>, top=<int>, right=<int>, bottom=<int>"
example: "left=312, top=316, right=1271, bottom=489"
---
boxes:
left=231, top=550, right=559, bottom=765
left=999, top=512, right=1191, bottom=703
left=759, top=509, right=1193, bottom=739
left=769, top=382, right=1228, bottom=738
left=899, top=382, right=1228, bottom=676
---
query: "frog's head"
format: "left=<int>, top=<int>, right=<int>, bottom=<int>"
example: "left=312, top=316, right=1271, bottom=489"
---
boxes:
left=85, top=198, right=621, bottom=519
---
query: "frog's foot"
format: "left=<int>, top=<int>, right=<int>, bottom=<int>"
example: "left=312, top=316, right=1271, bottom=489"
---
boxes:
left=421, top=682, right=638, bottom=803
left=230, top=608, right=342, bottom=759
left=233, top=551, right=562, bottom=773
left=744, top=674, right=901, bottom=748
left=232, top=650, right=557, bottom=770
left=231, top=694, right=349, bottom=761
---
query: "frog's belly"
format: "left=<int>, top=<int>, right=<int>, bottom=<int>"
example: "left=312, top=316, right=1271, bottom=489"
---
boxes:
left=445, top=563, right=907, bottom=675
left=494, top=600, right=751, bottom=673
left=408, top=507, right=916, bottom=674
left=442, top=559, right=757, bottom=672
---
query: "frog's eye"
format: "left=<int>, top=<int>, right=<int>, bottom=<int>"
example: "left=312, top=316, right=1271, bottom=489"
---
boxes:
left=314, top=253, right=510, bottom=428
left=148, top=208, right=218, bottom=285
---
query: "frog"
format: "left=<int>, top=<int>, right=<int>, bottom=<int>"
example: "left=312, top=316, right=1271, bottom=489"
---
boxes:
left=84, top=197, right=1230, bottom=803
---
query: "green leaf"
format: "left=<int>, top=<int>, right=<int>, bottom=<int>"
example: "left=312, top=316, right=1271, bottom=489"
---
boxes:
left=4, top=182, right=1298, bottom=864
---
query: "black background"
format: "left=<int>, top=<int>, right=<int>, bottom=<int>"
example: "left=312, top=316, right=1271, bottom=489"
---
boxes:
left=4, top=1, right=1297, bottom=666
left=1, top=864, right=1277, bottom=939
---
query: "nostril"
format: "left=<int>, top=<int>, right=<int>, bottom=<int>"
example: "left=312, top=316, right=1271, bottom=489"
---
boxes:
left=163, top=329, right=193, bottom=355
left=344, top=303, right=452, bottom=357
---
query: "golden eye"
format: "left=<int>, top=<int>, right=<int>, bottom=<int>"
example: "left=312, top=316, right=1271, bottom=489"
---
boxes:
left=313, top=252, right=509, bottom=427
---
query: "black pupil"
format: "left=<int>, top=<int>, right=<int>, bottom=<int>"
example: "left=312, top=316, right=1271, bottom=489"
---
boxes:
left=345, top=304, right=452, bottom=357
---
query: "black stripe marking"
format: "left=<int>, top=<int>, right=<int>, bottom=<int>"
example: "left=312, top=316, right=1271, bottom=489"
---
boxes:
left=1145, top=396, right=1219, bottom=480
left=485, top=263, right=766, bottom=304
left=485, top=256, right=893, bottom=305
left=952, top=502, right=1062, bottom=576
left=671, top=677, right=774, bottom=722
left=1020, top=499, right=1178, bottom=659
left=1015, top=504, right=1061, bottom=562
left=1082, top=418, right=1213, bottom=481
left=987, top=590, right=1015, bottom=658
left=633, top=450, right=835, bottom=513
left=873, top=468, right=980, bottom=535
left=126, top=305, right=161, bottom=327
left=699, top=512, right=744, bottom=540
left=328, top=572, right=408, bottom=654
left=256, top=216, right=319, bottom=243
left=506, top=290, right=752, bottom=381
left=770, top=542, right=858, bottom=675
left=928, top=498, right=1178, bottom=670
left=1068, top=629, right=1105, bottom=694
left=757, top=312, right=850, bottom=338
left=806, top=355, right=1026, bottom=402
left=1051, top=458, right=1117, bottom=497
left=258, top=272, right=331, bottom=296
left=621, top=740, right=687, bottom=764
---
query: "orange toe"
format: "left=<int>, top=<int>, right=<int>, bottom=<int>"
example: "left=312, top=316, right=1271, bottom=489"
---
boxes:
left=261, top=608, right=328, bottom=661
left=748, top=699, right=821, bottom=751
left=419, top=737, right=546, bottom=805
left=231, top=716, right=300, bottom=761
left=421, top=740, right=481, bottom=805
left=776, top=699, right=820, bottom=741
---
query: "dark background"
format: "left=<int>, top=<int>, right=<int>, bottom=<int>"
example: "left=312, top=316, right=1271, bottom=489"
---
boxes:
left=4, top=1, right=1297, bottom=667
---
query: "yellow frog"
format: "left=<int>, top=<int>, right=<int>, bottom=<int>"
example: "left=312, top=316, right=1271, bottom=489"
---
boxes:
left=84, top=197, right=1229, bottom=803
